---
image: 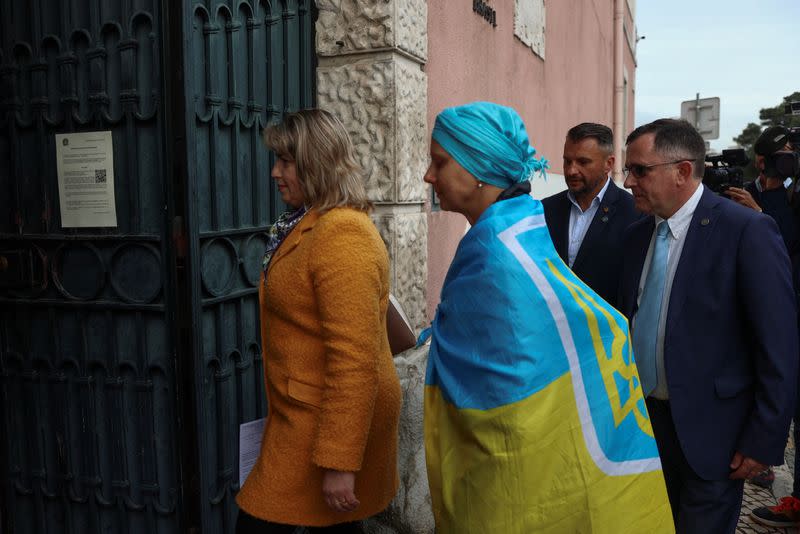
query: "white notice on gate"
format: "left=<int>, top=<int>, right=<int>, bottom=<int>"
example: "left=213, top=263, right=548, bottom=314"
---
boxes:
left=239, top=417, right=266, bottom=487
left=55, top=131, right=118, bottom=227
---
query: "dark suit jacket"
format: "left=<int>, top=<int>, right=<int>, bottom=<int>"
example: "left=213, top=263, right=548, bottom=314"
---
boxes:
left=619, top=187, right=798, bottom=480
left=542, top=180, right=642, bottom=309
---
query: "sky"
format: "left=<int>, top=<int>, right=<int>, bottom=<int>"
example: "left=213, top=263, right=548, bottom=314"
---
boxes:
left=634, top=1, right=800, bottom=152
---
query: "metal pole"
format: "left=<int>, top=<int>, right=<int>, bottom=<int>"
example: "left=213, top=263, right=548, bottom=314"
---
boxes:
left=695, top=92, right=701, bottom=130
left=612, top=0, right=625, bottom=183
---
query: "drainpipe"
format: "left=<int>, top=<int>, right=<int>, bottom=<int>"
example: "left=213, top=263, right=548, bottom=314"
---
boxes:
left=613, top=0, right=625, bottom=183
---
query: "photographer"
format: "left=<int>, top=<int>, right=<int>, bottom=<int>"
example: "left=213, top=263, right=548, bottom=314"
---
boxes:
left=740, top=125, right=800, bottom=529
left=724, top=126, right=799, bottom=260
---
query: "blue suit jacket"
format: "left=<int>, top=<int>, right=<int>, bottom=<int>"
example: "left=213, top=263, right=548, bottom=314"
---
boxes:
left=542, top=180, right=642, bottom=309
left=619, top=187, right=798, bottom=480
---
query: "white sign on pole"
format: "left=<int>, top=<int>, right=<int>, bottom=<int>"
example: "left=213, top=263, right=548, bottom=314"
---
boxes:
left=55, top=131, right=118, bottom=228
left=680, top=96, right=720, bottom=140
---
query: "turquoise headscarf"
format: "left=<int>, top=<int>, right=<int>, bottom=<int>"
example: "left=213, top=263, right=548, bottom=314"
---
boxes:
left=432, top=102, right=549, bottom=189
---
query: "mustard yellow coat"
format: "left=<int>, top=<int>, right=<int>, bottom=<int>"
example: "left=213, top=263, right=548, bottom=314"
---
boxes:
left=236, top=207, right=402, bottom=526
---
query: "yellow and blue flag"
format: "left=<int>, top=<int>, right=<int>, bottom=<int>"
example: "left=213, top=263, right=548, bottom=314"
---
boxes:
left=425, top=194, right=673, bottom=533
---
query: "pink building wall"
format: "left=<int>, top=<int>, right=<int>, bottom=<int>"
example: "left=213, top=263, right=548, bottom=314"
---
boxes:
left=425, top=0, right=638, bottom=320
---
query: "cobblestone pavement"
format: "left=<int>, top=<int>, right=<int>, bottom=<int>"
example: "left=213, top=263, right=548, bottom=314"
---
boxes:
left=736, top=428, right=798, bottom=533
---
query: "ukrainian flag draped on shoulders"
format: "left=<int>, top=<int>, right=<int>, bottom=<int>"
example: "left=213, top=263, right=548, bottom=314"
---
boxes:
left=425, top=195, right=673, bottom=533
left=424, top=102, right=673, bottom=534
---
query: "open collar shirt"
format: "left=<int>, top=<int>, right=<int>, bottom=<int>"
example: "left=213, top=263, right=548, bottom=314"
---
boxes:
left=567, top=177, right=611, bottom=267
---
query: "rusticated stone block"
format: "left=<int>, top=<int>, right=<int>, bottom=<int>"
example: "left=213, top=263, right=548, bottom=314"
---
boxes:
left=372, top=213, right=394, bottom=259
left=394, top=212, right=427, bottom=331
left=316, top=0, right=427, bottom=61
left=317, top=55, right=428, bottom=205
left=395, top=58, right=427, bottom=203
left=396, top=0, right=428, bottom=61
left=370, top=211, right=427, bottom=333
left=318, top=58, right=394, bottom=202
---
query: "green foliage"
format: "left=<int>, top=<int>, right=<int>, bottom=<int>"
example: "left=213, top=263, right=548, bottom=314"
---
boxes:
left=759, top=91, right=800, bottom=129
left=734, top=122, right=763, bottom=180
left=734, top=122, right=763, bottom=151
left=733, top=91, right=800, bottom=180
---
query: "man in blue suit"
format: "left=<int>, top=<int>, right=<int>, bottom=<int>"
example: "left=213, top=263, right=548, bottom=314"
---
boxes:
left=618, top=118, right=798, bottom=533
left=542, top=123, right=641, bottom=309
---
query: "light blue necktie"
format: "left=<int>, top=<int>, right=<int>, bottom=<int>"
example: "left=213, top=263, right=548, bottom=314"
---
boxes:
left=632, top=221, right=670, bottom=396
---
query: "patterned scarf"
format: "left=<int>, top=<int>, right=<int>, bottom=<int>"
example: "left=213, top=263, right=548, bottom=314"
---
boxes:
left=262, top=206, right=307, bottom=276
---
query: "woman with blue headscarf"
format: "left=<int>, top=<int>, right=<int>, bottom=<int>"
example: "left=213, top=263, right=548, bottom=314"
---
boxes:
left=424, top=102, right=545, bottom=220
left=422, top=102, right=673, bottom=533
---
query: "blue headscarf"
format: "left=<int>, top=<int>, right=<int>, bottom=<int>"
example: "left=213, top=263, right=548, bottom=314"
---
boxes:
left=432, top=102, right=549, bottom=189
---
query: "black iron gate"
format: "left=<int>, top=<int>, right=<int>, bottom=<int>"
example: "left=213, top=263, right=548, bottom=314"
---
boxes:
left=0, top=1, right=314, bottom=532
left=177, top=0, right=314, bottom=532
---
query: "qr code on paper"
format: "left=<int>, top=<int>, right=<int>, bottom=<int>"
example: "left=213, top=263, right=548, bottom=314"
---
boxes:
left=95, top=169, right=107, bottom=183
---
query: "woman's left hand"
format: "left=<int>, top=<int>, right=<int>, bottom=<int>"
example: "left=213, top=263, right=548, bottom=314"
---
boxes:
left=322, top=469, right=360, bottom=513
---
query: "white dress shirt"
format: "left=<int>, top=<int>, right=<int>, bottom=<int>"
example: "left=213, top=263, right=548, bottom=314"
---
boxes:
left=567, top=177, right=611, bottom=267
left=635, top=183, right=705, bottom=399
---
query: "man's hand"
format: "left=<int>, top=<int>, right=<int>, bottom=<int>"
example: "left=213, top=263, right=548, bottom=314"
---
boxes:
left=322, top=470, right=360, bottom=513
left=723, top=187, right=761, bottom=211
left=729, top=451, right=768, bottom=480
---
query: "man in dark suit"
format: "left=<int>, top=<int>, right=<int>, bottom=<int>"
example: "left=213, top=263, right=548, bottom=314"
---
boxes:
left=619, top=118, right=798, bottom=533
left=542, top=123, right=641, bottom=308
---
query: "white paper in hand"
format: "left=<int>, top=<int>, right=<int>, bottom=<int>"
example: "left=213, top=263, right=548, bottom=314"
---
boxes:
left=239, top=417, right=266, bottom=487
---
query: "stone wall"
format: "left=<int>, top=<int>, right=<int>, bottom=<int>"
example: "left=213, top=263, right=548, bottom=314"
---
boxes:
left=315, top=3, right=433, bottom=532
left=362, top=344, right=434, bottom=533
left=315, top=0, right=429, bottom=332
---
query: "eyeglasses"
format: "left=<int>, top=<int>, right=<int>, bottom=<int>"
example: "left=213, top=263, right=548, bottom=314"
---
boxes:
left=623, top=159, right=690, bottom=178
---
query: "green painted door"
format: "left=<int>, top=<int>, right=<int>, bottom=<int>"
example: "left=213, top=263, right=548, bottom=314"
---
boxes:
left=177, top=0, right=315, bottom=532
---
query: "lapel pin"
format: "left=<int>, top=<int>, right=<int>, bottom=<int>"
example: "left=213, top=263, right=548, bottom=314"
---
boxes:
left=601, top=216, right=609, bottom=223
left=701, top=218, right=710, bottom=226
left=603, top=206, right=609, bottom=213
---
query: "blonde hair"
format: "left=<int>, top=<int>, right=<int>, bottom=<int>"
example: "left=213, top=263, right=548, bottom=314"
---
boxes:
left=263, top=109, right=372, bottom=212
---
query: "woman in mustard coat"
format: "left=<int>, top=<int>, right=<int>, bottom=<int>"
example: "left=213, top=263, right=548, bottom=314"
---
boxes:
left=236, top=109, right=402, bottom=533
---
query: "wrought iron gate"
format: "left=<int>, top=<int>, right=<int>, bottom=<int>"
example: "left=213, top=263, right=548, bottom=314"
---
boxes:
left=0, top=1, right=314, bottom=532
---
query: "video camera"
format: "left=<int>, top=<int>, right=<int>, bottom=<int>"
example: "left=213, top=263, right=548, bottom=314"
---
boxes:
left=763, top=143, right=800, bottom=181
left=778, top=101, right=800, bottom=179
left=762, top=112, right=800, bottom=180
left=789, top=126, right=800, bottom=150
left=703, top=148, right=748, bottom=194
